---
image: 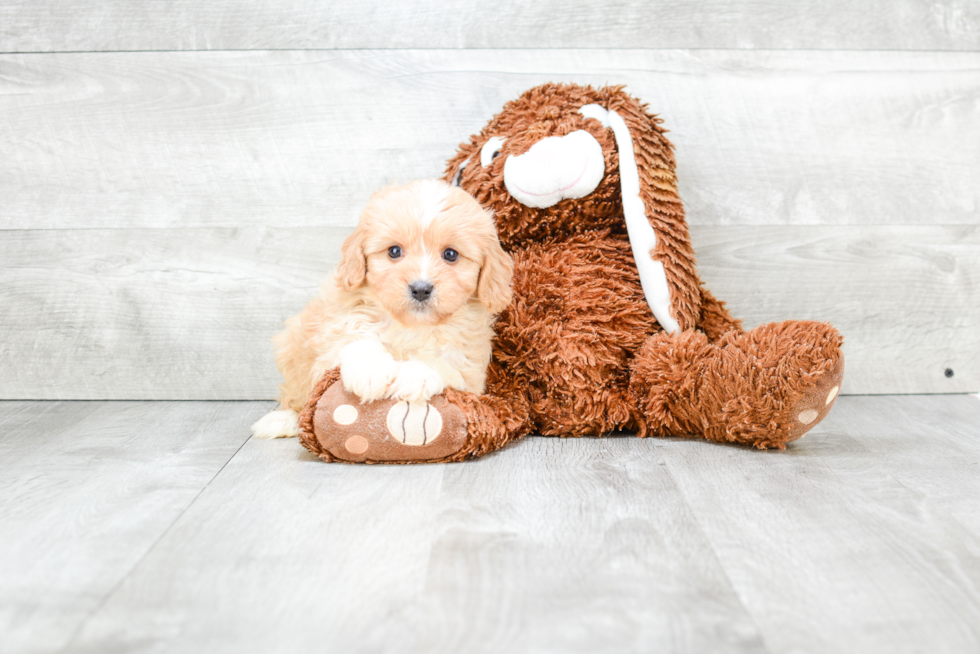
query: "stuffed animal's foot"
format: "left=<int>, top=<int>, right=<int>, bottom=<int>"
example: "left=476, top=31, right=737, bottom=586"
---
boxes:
left=302, top=381, right=468, bottom=463
left=630, top=321, right=844, bottom=448
left=297, top=369, right=530, bottom=463
left=784, top=352, right=844, bottom=442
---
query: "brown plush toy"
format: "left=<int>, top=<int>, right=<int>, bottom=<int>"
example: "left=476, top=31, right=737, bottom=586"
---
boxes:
left=300, top=83, right=844, bottom=463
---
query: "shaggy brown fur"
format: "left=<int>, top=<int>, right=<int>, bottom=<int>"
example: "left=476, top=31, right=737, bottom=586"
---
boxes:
left=441, top=82, right=844, bottom=450
left=301, top=82, right=845, bottom=460
left=628, top=322, right=844, bottom=447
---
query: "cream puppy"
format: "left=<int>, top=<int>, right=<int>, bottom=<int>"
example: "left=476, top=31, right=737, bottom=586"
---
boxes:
left=251, top=180, right=513, bottom=439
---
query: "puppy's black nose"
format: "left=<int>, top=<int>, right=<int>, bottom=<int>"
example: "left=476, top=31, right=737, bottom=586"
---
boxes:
left=409, top=281, right=434, bottom=303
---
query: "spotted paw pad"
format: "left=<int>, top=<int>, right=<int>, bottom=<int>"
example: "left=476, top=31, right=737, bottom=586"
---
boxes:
left=312, top=383, right=468, bottom=463
left=786, top=357, right=845, bottom=442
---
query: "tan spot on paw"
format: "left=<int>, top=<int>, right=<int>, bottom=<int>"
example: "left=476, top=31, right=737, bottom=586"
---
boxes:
left=826, top=386, right=840, bottom=405
left=333, top=404, right=358, bottom=425
left=386, top=401, right=443, bottom=446
left=798, top=409, right=819, bottom=425
left=344, top=435, right=369, bottom=454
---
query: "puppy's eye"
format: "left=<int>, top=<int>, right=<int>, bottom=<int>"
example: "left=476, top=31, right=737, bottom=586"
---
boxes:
left=388, top=245, right=402, bottom=260
left=442, top=248, right=459, bottom=263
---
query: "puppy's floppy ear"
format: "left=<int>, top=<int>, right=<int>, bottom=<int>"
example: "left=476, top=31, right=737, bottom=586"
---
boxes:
left=336, top=226, right=368, bottom=290
left=478, top=235, right=514, bottom=314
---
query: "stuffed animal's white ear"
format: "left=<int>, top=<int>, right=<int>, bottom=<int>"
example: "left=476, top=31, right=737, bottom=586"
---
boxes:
left=579, top=104, right=680, bottom=335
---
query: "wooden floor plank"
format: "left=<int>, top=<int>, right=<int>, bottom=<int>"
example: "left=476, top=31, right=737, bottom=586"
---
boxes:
left=829, top=395, right=980, bottom=539
left=406, top=437, right=767, bottom=653
left=657, top=395, right=980, bottom=654
left=1, top=0, right=977, bottom=52
left=0, top=400, right=259, bottom=654
left=1, top=225, right=975, bottom=400
left=55, top=395, right=980, bottom=653
left=4, top=397, right=980, bottom=652
left=64, top=420, right=448, bottom=654
left=65, top=431, right=767, bottom=653
left=1, top=49, right=977, bottom=230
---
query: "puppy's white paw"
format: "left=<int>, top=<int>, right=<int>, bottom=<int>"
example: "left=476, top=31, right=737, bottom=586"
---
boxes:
left=251, top=409, right=300, bottom=439
left=388, top=361, right=446, bottom=404
left=339, top=339, right=399, bottom=403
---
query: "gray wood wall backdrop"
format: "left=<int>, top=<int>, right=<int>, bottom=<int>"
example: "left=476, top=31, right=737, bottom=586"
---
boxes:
left=0, top=3, right=978, bottom=400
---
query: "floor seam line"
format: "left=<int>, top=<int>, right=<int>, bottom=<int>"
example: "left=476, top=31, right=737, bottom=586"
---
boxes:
left=657, top=445, right=777, bottom=654
left=57, top=414, right=254, bottom=652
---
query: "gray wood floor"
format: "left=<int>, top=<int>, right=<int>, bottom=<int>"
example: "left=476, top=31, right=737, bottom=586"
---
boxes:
left=2, top=395, right=979, bottom=654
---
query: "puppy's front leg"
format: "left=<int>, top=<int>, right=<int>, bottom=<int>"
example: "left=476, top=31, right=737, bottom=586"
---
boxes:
left=338, top=339, right=399, bottom=403
left=388, top=361, right=446, bottom=404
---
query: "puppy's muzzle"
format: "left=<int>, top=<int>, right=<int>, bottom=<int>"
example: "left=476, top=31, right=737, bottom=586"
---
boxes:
left=409, top=281, right=434, bottom=304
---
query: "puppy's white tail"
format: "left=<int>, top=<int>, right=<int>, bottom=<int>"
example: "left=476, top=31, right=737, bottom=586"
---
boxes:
left=251, top=409, right=301, bottom=439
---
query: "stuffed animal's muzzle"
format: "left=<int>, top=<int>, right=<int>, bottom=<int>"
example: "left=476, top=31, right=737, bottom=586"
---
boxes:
left=502, top=130, right=605, bottom=209
left=495, top=104, right=682, bottom=335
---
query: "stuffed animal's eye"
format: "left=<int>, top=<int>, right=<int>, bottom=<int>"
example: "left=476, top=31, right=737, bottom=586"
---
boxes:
left=442, top=248, right=459, bottom=263
left=452, top=162, right=467, bottom=187
left=481, top=136, right=506, bottom=167
left=388, top=245, right=402, bottom=259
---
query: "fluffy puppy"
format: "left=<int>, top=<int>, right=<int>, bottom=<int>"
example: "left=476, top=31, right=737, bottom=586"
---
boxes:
left=251, top=179, right=513, bottom=439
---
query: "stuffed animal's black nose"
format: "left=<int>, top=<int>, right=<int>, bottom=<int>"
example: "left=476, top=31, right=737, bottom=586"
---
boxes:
left=409, top=281, right=434, bottom=302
